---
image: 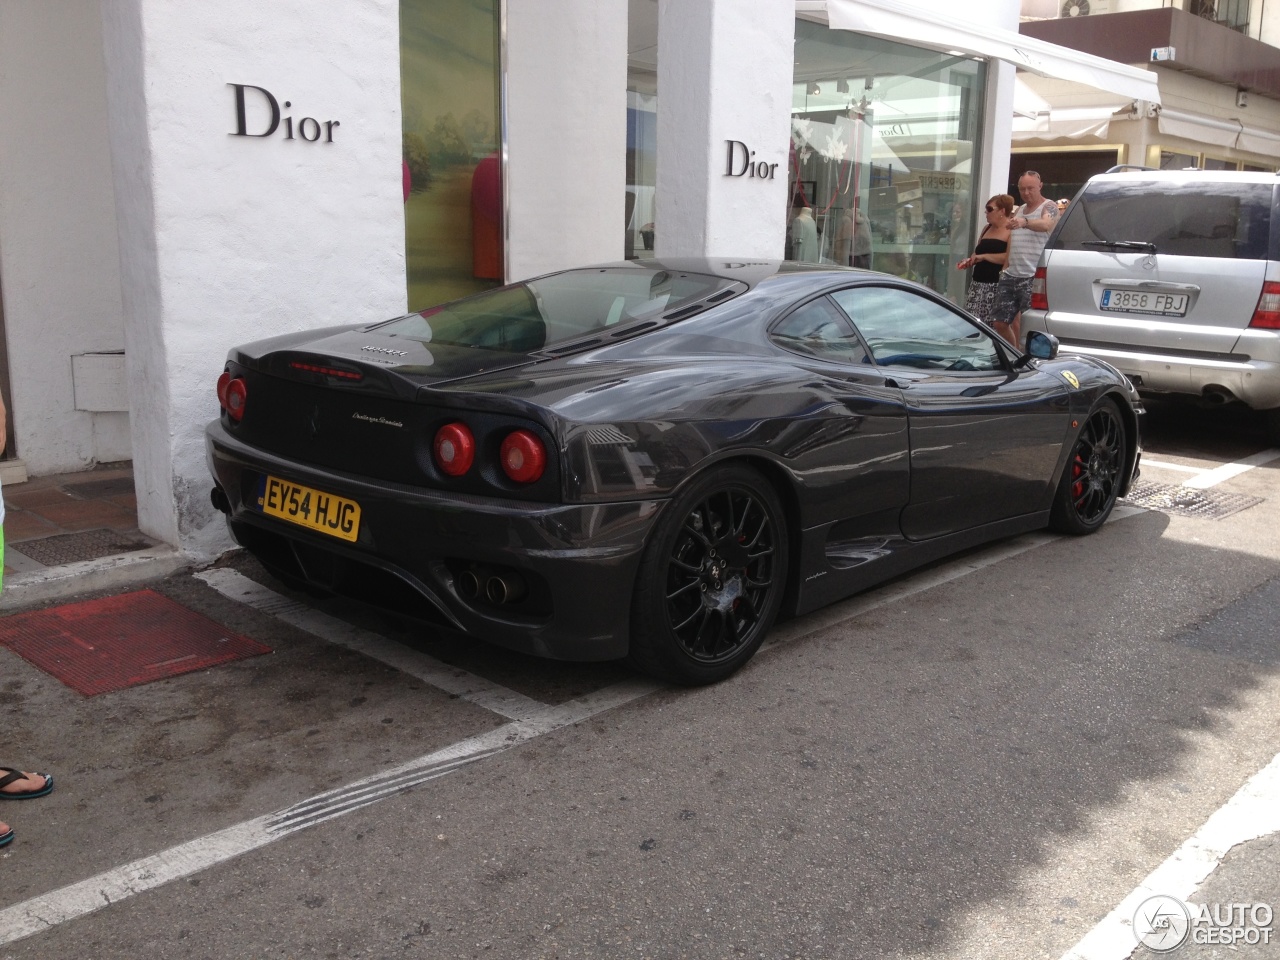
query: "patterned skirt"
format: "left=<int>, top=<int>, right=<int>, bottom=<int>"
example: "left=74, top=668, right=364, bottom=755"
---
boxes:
left=964, top=280, right=1000, bottom=323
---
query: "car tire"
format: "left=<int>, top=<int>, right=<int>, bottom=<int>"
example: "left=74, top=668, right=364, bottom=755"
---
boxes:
left=1049, top=396, right=1127, bottom=535
left=627, top=464, right=789, bottom=685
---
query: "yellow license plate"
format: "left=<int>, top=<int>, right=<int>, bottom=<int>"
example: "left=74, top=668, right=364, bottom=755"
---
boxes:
left=259, top=475, right=361, bottom=542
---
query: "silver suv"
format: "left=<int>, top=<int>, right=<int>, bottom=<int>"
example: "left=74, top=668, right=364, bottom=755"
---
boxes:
left=1022, top=169, right=1280, bottom=443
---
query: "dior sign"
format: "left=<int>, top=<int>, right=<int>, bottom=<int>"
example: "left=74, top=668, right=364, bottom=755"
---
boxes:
left=724, top=140, right=778, bottom=180
left=229, top=84, right=340, bottom=143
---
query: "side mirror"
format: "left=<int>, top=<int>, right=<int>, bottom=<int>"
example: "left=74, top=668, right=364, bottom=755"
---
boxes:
left=1025, top=329, right=1059, bottom=360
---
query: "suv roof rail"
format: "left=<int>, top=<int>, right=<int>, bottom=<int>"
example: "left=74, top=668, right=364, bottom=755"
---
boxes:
left=1103, top=164, right=1155, bottom=173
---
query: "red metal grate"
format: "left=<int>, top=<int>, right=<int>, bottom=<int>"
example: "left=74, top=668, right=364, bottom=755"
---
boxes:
left=0, top=589, right=271, bottom=695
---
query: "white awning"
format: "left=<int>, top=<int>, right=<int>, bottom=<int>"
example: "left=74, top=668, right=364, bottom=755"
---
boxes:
left=1012, top=106, right=1121, bottom=142
left=813, top=0, right=1161, bottom=105
left=1156, top=107, right=1242, bottom=149
left=1238, top=125, right=1280, bottom=156
left=1010, top=76, right=1132, bottom=142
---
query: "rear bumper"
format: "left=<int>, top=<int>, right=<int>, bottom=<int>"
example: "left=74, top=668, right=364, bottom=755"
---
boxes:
left=1023, top=311, right=1280, bottom=410
left=206, top=420, right=664, bottom=661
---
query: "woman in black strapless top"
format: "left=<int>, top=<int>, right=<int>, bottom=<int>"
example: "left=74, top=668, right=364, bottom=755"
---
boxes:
left=956, top=194, right=1014, bottom=335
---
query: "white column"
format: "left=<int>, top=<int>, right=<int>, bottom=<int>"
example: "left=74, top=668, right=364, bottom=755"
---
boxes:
left=99, top=0, right=406, bottom=556
left=977, top=0, right=1019, bottom=202
left=505, top=0, right=628, bottom=280
left=985, top=61, right=1017, bottom=202
left=655, top=0, right=794, bottom=260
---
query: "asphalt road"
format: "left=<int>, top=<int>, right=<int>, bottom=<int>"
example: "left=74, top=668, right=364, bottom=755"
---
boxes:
left=2, top=398, right=1279, bottom=960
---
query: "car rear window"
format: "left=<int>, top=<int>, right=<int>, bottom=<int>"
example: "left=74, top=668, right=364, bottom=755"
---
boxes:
left=1049, top=179, right=1275, bottom=260
left=372, top=268, right=740, bottom=353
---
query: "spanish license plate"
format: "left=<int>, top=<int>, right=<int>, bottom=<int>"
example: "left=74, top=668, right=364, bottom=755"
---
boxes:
left=1100, top=289, right=1189, bottom=317
left=258, top=475, right=360, bottom=542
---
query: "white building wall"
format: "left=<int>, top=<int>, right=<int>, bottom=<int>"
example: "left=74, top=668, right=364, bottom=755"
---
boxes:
left=0, top=0, right=130, bottom=474
left=506, top=0, right=629, bottom=280
left=99, top=0, right=407, bottom=556
left=655, top=0, right=795, bottom=260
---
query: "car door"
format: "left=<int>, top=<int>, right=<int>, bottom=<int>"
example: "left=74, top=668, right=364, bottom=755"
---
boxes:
left=830, top=284, right=1072, bottom=541
left=767, top=294, right=910, bottom=531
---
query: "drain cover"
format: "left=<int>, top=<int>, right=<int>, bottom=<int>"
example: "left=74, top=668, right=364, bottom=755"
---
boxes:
left=63, top=476, right=136, bottom=498
left=0, top=589, right=271, bottom=695
left=1120, top=480, right=1263, bottom=520
left=10, top=528, right=155, bottom=566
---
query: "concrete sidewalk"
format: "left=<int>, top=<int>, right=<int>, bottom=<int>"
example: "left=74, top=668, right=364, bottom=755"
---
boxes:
left=2, top=462, right=191, bottom=610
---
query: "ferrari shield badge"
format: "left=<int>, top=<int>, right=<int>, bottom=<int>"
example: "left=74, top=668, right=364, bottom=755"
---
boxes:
left=1062, top=371, right=1080, bottom=389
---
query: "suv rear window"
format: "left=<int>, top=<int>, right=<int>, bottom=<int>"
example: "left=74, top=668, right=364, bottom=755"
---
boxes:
left=1049, top=179, right=1275, bottom=260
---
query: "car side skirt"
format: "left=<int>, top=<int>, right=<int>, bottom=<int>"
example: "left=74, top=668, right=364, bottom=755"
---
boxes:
left=790, top=511, right=1051, bottom=617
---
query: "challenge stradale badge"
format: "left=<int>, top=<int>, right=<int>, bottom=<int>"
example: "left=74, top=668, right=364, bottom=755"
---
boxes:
left=1062, top=371, right=1079, bottom=388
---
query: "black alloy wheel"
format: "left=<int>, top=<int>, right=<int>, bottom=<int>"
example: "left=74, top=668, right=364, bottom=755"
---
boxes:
left=1050, top=397, right=1126, bottom=534
left=628, top=465, right=788, bottom=685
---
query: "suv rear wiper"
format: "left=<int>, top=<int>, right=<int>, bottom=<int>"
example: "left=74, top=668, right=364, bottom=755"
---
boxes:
left=1081, top=239, right=1158, bottom=253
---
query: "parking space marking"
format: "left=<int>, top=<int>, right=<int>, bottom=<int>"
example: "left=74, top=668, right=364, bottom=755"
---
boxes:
left=3, top=522, right=1138, bottom=947
left=195, top=568, right=554, bottom=722
left=0, top=677, right=659, bottom=948
left=1059, top=748, right=1280, bottom=960
left=1180, top=449, right=1280, bottom=490
left=1139, top=458, right=1205, bottom=475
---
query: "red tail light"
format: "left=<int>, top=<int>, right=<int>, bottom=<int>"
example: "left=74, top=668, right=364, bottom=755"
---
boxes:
left=1030, top=266, right=1048, bottom=312
left=434, top=422, right=475, bottom=476
left=1249, top=281, right=1280, bottom=329
left=225, top=378, right=248, bottom=422
left=216, top=371, right=231, bottom=409
left=499, top=430, right=546, bottom=484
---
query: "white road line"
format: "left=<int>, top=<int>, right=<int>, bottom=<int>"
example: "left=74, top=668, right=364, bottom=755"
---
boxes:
left=2, top=521, right=1132, bottom=946
left=0, top=682, right=659, bottom=947
left=1180, top=449, right=1280, bottom=490
left=1139, top=458, right=1204, bottom=475
left=195, top=568, right=553, bottom=722
left=1060, top=749, right=1280, bottom=960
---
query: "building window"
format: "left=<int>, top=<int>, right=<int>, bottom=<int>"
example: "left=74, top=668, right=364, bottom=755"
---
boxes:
left=1160, top=149, right=1200, bottom=170
left=789, top=19, right=986, bottom=302
left=400, top=0, right=503, bottom=310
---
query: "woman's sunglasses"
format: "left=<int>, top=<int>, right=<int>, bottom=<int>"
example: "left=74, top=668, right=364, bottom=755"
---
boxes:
left=985, top=205, right=997, bottom=212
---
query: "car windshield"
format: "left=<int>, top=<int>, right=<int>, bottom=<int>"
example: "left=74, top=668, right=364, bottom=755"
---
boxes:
left=373, top=268, right=739, bottom=353
left=1051, top=179, right=1274, bottom=260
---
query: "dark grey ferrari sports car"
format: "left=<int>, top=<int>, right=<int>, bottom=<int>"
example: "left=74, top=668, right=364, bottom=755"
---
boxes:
left=206, top=259, right=1142, bottom=684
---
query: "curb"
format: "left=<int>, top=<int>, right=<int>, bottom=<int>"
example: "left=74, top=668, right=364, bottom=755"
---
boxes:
left=0, top=548, right=192, bottom=611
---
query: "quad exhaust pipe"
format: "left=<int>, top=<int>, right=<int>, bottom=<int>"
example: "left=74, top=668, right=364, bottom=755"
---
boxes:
left=210, top=485, right=231, bottom=515
left=484, top=571, right=527, bottom=605
left=456, top=566, right=527, bottom=605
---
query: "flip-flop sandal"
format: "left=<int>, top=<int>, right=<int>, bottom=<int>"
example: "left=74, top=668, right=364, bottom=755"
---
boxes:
left=0, top=769, right=54, bottom=800
left=0, top=825, right=13, bottom=847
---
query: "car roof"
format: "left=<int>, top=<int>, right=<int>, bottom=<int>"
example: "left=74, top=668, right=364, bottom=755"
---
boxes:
left=1086, top=169, right=1280, bottom=185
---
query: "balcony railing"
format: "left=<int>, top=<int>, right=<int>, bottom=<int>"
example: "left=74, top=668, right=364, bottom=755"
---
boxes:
left=1180, top=0, right=1250, bottom=32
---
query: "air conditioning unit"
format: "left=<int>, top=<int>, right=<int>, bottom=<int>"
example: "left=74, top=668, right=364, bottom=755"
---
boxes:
left=1060, top=0, right=1112, bottom=16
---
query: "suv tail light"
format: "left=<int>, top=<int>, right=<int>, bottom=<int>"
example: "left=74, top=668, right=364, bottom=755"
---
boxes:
left=1249, top=281, right=1280, bottom=329
left=499, top=430, right=547, bottom=484
left=1030, top=267, right=1048, bottom=312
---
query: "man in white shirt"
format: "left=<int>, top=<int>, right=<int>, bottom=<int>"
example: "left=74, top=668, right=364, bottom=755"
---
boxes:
left=992, top=170, right=1059, bottom=347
